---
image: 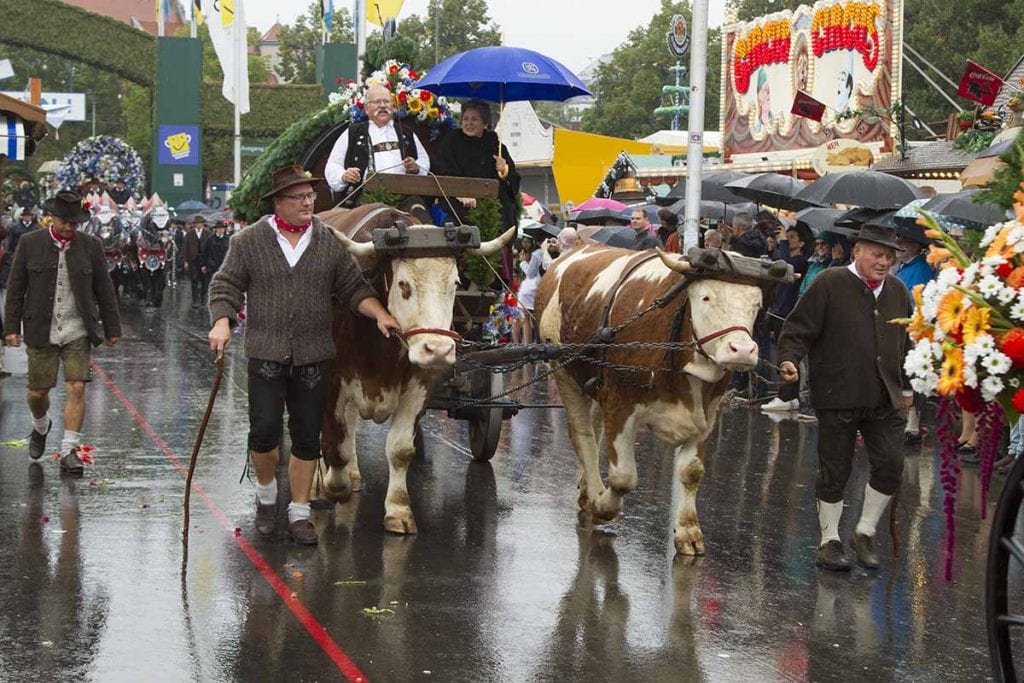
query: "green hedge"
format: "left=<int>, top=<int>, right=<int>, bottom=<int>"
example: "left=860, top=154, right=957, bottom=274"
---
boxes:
left=201, top=83, right=324, bottom=137
left=0, top=0, right=155, bottom=86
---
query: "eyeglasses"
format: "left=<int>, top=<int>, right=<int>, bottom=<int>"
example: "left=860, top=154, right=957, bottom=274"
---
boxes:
left=280, top=192, right=317, bottom=202
left=366, top=98, right=392, bottom=106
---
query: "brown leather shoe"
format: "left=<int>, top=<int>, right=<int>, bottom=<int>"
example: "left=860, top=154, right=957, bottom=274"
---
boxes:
left=288, top=519, right=319, bottom=546
left=255, top=500, right=276, bottom=537
left=815, top=540, right=851, bottom=572
left=59, top=448, right=84, bottom=476
left=851, top=533, right=880, bottom=569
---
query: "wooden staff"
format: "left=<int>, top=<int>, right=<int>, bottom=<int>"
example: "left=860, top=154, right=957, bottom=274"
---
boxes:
left=183, top=356, right=225, bottom=555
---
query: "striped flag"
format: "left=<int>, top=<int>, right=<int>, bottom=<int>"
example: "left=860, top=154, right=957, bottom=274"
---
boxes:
left=322, top=0, right=334, bottom=33
left=201, top=0, right=250, bottom=113
left=1, top=115, right=27, bottom=161
left=194, top=0, right=203, bottom=25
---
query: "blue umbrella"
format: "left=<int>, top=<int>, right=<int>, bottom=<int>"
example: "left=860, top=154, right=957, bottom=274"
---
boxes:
left=414, top=46, right=592, bottom=103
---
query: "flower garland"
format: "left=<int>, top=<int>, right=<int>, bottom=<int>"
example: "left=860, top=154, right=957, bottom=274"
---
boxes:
left=56, top=136, right=145, bottom=197
left=899, top=183, right=1024, bottom=577
left=329, top=60, right=456, bottom=141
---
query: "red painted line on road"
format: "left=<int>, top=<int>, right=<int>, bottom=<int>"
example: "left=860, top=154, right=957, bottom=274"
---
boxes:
left=91, top=362, right=368, bottom=683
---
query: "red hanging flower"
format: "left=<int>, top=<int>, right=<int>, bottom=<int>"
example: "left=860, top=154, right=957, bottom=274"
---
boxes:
left=420, top=90, right=432, bottom=102
left=346, top=79, right=355, bottom=88
left=389, top=64, right=400, bottom=74
left=336, top=77, right=344, bottom=85
left=1001, top=328, right=1024, bottom=368
left=997, top=262, right=1014, bottom=279
left=956, top=387, right=985, bottom=413
left=356, top=100, right=365, bottom=109
left=408, top=70, right=418, bottom=80
left=397, top=91, right=408, bottom=104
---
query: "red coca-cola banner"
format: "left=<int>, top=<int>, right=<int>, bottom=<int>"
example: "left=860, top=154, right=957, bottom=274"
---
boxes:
left=957, top=61, right=1003, bottom=107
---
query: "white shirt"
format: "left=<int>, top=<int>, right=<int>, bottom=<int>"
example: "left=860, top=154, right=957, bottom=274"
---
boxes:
left=324, top=119, right=430, bottom=192
left=848, top=262, right=885, bottom=299
left=270, top=216, right=313, bottom=268
left=50, top=245, right=88, bottom=346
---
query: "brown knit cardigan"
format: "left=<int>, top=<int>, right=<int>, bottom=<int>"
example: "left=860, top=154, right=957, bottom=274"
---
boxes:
left=208, top=216, right=377, bottom=365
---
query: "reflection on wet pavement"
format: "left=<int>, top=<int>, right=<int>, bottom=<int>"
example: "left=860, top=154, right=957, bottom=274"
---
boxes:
left=0, top=289, right=1004, bottom=681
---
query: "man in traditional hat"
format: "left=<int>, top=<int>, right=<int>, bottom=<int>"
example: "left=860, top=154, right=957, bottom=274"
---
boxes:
left=894, top=221, right=935, bottom=445
left=207, top=165, right=401, bottom=545
left=324, top=83, right=431, bottom=217
left=3, top=191, right=121, bottom=474
left=776, top=223, right=913, bottom=571
left=183, top=214, right=210, bottom=309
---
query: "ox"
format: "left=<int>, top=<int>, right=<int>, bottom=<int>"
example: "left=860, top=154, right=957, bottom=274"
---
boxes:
left=535, top=243, right=788, bottom=555
left=317, top=204, right=514, bottom=534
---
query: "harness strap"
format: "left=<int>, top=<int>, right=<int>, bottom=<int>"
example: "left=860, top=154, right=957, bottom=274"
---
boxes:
left=694, top=325, right=752, bottom=358
left=400, top=328, right=463, bottom=344
left=597, top=251, right=662, bottom=331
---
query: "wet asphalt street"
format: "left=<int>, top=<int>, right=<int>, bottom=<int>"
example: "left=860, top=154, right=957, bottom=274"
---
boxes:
left=0, top=286, right=1007, bottom=682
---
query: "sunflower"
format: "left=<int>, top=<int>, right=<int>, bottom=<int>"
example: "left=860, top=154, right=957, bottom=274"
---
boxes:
left=937, top=289, right=968, bottom=334
left=936, top=348, right=966, bottom=396
left=962, top=305, right=991, bottom=344
left=408, top=97, right=423, bottom=113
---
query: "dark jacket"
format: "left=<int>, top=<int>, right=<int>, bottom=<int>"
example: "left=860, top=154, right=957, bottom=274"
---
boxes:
left=3, top=230, right=122, bottom=348
left=1, top=219, right=41, bottom=289
left=629, top=228, right=662, bottom=251
left=434, top=129, right=521, bottom=230
left=201, top=233, right=230, bottom=274
left=183, top=228, right=208, bottom=264
left=776, top=267, right=911, bottom=411
left=731, top=228, right=768, bottom=258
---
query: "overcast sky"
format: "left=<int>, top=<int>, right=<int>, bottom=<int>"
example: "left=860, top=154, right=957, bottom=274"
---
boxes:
left=240, top=1, right=727, bottom=73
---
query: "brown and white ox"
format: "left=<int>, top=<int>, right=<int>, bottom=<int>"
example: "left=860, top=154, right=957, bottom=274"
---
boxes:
left=534, top=243, right=764, bottom=555
left=317, top=204, right=514, bottom=534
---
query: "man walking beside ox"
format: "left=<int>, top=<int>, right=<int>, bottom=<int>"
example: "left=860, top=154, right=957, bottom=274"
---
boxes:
left=776, top=223, right=912, bottom=571
left=3, top=191, right=121, bottom=474
left=208, top=165, right=401, bottom=546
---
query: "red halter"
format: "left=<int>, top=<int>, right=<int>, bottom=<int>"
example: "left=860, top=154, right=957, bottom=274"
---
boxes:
left=693, top=325, right=752, bottom=358
left=399, top=328, right=463, bottom=344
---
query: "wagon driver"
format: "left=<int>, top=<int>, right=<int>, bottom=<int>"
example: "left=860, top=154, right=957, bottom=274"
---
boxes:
left=208, top=165, right=401, bottom=546
left=776, top=222, right=912, bottom=572
left=324, top=83, right=432, bottom=221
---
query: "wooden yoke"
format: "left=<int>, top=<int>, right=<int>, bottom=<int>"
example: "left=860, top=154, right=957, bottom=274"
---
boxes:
left=363, top=174, right=499, bottom=199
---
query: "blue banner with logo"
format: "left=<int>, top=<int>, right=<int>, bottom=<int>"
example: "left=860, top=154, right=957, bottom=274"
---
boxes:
left=158, top=124, right=200, bottom=166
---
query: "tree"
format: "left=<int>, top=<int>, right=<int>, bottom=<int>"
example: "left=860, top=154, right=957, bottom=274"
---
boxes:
left=277, top=1, right=355, bottom=83
left=581, top=1, right=722, bottom=138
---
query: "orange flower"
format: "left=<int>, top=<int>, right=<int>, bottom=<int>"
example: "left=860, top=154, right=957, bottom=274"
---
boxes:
left=936, top=348, right=965, bottom=396
left=987, top=227, right=1010, bottom=258
left=927, top=246, right=953, bottom=267
left=1008, top=266, right=1024, bottom=289
left=936, top=289, right=968, bottom=334
left=962, top=305, right=991, bottom=344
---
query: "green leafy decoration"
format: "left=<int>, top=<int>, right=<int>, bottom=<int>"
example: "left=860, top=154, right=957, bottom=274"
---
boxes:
left=952, top=129, right=997, bottom=154
left=975, top=128, right=1024, bottom=210
left=464, top=198, right=502, bottom=288
left=363, top=188, right=402, bottom=207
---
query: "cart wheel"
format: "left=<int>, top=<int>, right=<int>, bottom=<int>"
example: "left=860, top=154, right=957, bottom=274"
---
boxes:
left=469, top=372, right=503, bottom=462
left=988, top=455, right=1024, bottom=680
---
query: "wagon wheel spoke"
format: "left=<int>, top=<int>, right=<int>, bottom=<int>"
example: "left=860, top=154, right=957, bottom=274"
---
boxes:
left=1002, top=537, right=1024, bottom=568
left=998, top=614, right=1024, bottom=627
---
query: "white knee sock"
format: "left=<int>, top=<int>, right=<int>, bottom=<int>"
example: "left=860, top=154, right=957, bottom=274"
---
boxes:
left=906, top=406, right=920, bottom=434
left=817, top=499, right=844, bottom=546
left=60, top=430, right=81, bottom=454
left=287, top=502, right=311, bottom=524
left=32, top=413, right=51, bottom=435
left=856, top=485, right=892, bottom=538
left=255, top=479, right=277, bottom=505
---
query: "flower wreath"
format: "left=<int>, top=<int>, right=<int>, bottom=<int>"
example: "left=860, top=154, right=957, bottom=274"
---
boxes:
left=56, top=135, right=146, bottom=197
left=328, top=60, right=457, bottom=140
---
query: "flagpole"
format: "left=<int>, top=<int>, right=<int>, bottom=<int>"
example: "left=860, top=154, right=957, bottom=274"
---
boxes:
left=682, top=0, right=709, bottom=251
left=233, top=12, right=242, bottom=186
left=157, top=0, right=165, bottom=37
left=191, top=1, right=197, bottom=38
left=354, top=0, right=366, bottom=85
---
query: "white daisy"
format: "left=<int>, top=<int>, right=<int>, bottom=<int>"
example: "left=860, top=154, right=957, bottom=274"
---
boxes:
left=980, top=223, right=1002, bottom=248
left=982, top=351, right=1013, bottom=376
left=978, top=275, right=1004, bottom=298
left=982, top=375, right=1005, bottom=402
left=937, top=267, right=961, bottom=287
left=960, top=263, right=981, bottom=288
left=983, top=256, right=1008, bottom=268
left=999, top=285, right=1018, bottom=305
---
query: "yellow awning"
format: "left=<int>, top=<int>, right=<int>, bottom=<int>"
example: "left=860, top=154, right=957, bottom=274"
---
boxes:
left=552, top=129, right=666, bottom=205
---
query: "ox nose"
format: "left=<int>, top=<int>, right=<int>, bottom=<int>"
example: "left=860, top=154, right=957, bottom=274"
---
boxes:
left=722, top=339, right=759, bottom=369
left=410, top=338, right=457, bottom=367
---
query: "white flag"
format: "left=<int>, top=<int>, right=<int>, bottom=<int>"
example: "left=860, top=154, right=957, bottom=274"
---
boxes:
left=200, top=0, right=250, bottom=114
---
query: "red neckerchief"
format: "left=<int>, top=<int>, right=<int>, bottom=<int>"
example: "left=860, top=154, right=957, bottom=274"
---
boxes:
left=274, top=214, right=312, bottom=234
left=863, top=278, right=882, bottom=290
left=50, top=226, right=74, bottom=251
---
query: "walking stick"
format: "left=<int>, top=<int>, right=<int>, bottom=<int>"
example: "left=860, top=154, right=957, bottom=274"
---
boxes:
left=889, top=482, right=901, bottom=558
left=183, top=356, right=225, bottom=557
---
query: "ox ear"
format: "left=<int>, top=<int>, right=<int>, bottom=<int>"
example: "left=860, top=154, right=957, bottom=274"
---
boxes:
left=325, top=224, right=376, bottom=260
left=466, top=226, right=517, bottom=257
left=655, top=247, right=692, bottom=274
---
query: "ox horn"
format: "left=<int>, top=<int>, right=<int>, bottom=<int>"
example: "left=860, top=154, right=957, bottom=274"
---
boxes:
left=655, top=247, right=692, bottom=274
left=326, top=225, right=376, bottom=259
left=466, top=226, right=517, bottom=257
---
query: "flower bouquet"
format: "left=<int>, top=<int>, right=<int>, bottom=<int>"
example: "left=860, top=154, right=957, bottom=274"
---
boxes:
left=901, top=184, right=1024, bottom=577
left=56, top=136, right=145, bottom=196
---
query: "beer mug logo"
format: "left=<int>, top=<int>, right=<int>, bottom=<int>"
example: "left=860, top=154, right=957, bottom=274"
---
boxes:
left=164, top=132, right=192, bottom=160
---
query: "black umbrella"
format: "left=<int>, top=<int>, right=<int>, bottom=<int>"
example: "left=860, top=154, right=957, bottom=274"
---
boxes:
left=794, top=207, right=846, bottom=235
left=589, top=226, right=634, bottom=247
left=834, top=206, right=893, bottom=229
left=521, top=221, right=560, bottom=240
left=795, top=170, right=923, bottom=209
left=921, top=190, right=1006, bottom=228
left=665, top=170, right=749, bottom=204
left=725, top=174, right=819, bottom=211
left=570, top=208, right=630, bottom=226
left=666, top=199, right=758, bottom=223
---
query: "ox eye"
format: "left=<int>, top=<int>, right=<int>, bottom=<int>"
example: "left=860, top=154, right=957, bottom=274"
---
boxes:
left=398, top=281, right=412, bottom=299
left=702, top=295, right=711, bottom=303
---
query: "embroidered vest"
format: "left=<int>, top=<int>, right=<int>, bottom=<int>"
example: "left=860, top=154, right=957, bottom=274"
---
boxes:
left=341, top=121, right=418, bottom=206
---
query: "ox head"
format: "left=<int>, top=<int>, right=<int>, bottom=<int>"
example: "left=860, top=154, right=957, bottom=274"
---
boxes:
left=656, top=249, right=762, bottom=376
left=331, top=224, right=516, bottom=368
